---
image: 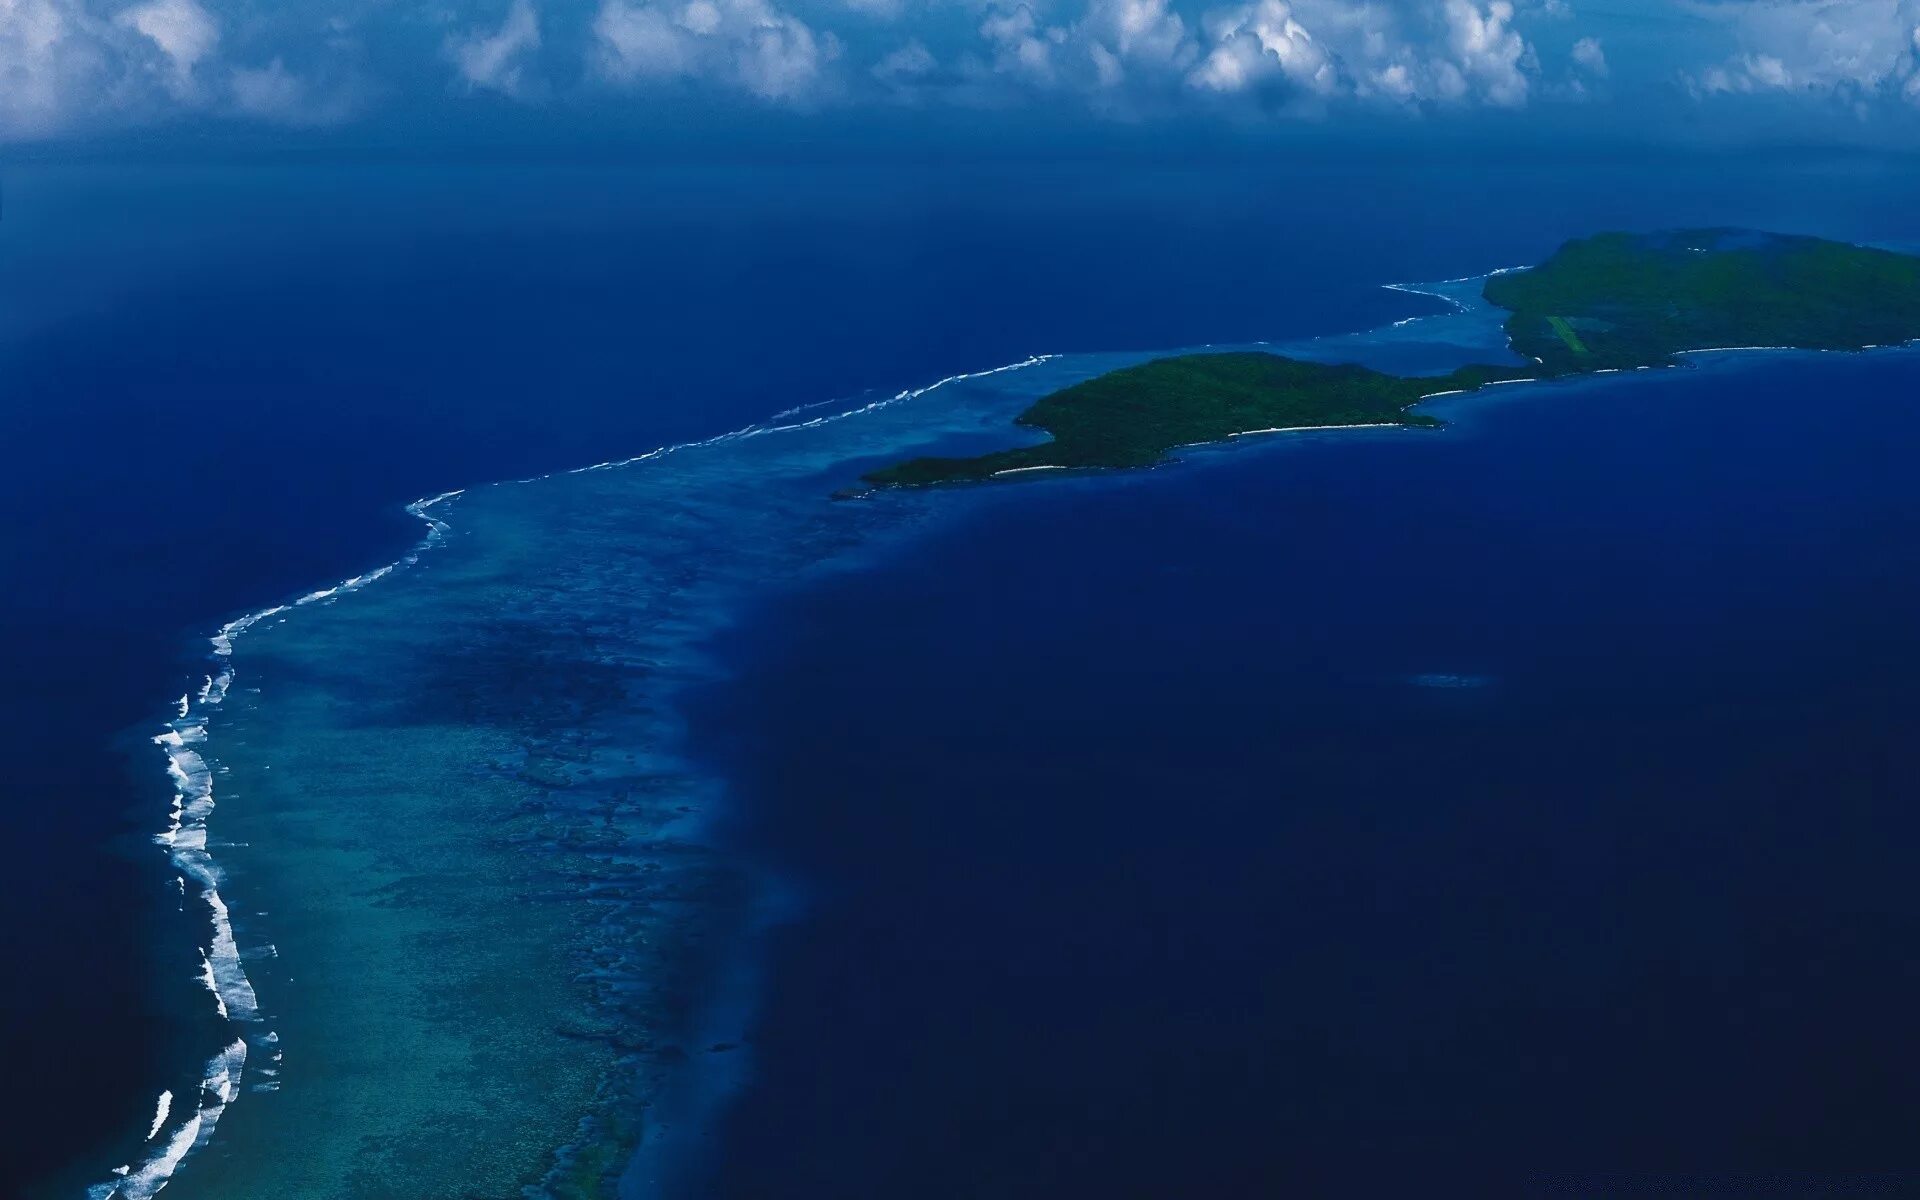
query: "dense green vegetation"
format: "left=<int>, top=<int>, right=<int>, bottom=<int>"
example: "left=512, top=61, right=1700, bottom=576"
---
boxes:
left=861, top=353, right=1525, bottom=487
left=1487, top=228, right=1920, bottom=373
left=864, top=229, right=1920, bottom=489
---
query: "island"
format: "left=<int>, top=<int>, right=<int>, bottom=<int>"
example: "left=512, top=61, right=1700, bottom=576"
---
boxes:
left=863, top=229, right=1920, bottom=489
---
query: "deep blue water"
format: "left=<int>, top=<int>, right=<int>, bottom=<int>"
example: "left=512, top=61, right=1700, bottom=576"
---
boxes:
left=692, top=355, right=1920, bottom=1194
left=7, top=153, right=1920, bottom=1192
left=4, top=160, right=1430, bottom=1193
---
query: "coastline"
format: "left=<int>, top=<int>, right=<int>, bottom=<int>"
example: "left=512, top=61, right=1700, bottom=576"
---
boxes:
left=671, top=339, right=1920, bottom=1196
left=1228, top=422, right=1406, bottom=437
left=14, top=154, right=1920, bottom=1200
left=865, top=233, right=1920, bottom=490
left=99, top=261, right=1799, bottom=1196
left=92, top=489, right=466, bottom=1200
left=95, top=356, right=1076, bottom=1199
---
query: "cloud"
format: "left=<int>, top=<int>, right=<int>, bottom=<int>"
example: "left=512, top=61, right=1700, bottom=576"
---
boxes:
left=919, top=0, right=1550, bottom=112
left=447, top=0, right=542, bottom=97
left=0, top=0, right=224, bottom=135
left=117, top=0, right=217, bottom=93
left=0, top=0, right=103, bottom=135
left=10, top=0, right=1920, bottom=146
left=228, top=56, right=357, bottom=124
left=1441, top=0, right=1529, bottom=106
left=1570, top=33, right=1603, bottom=76
left=1182, top=0, right=1537, bottom=108
left=1688, top=0, right=1920, bottom=106
left=1189, top=0, right=1335, bottom=98
left=229, top=57, right=302, bottom=114
left=1082, top=0, right=1195, bottom=73
left=0, top=0, right=380, bottom=139
left=872, top=37, right=935, bottom=82
left=593, top=0, right=836, bottom=99
left=978, top=3, right=1062, bottom=83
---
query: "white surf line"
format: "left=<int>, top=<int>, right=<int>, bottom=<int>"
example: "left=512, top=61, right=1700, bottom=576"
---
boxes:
left=1228, top=422, right=1404, bottom=437
left=145, top=1091, right=173, bottom=1142
left=1675, top=345, right=1798, bottom=355
left=1668, top=340, right=1920, bottom=363
left=565, top=354, right=1057, bottom=477
left=1474, top=264, right=1530, bottom=282
left=97, top=486, right=475, bottom=1200
left=100, top=351, right=1063, bottom=1200
left=1418, top=336, right=1917, bottom=409
left=991, top=464, right=1071, bottom=476
left=1382, top=281, right=1469, bottom=316
left=1651, top=340, right=1918, bottom=364
left=1382, top=264, right=1533, bottom=315
left=1149, top=421, right=1417, bottom=461
left=1428, top=263, right=1532, bottom=285
left=1420, top=374, right=1536, bottom=403
left=92, top=1040, right=246, bottom=1200
left=1421, top=377, right=1538, bottom=399
left=768, top=394, right=846, bottom=420
left=752, top=355, right=1056, bottom=435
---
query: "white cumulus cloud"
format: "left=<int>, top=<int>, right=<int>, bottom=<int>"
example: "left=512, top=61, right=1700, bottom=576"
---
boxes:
left=1570, top=33, right=1604, bottom=75
left=447, top=0, right=542, bottom=97
left=1441, top=0, right=1529, bottom=106
left=13, top=0, right=1920, bottom=147
left=872, top=37, right=934, bottom=81
left=1183, top=0, right=1536, bottom=107
left=117, top=0, right=217, bottom=92
left=228, top=57, right=355, bottom=125
left=0, top=0, right=106, bottom=134
left=594, top=0, right=835, bottom=99
left=1189, top=0, right=1333, bottom=97
left=1689, top=0, right=1920, bottom=106
left=1083, top=0, right=1194, bottom=72
left=978, top=3, right=1062, bottom=83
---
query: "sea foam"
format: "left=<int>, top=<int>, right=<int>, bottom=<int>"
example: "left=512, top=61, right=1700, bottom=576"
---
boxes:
left=100, top=310, right=1543, bottom=1194
left=91, top=1040, right=245, bottom=1200
left=93, top=480, right=478, bottom=1199
left=91, top=358, right=1065, bottom=1198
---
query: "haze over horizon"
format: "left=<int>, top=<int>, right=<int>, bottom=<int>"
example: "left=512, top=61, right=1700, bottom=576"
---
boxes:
left=4, top=0, right=1920, bottom=154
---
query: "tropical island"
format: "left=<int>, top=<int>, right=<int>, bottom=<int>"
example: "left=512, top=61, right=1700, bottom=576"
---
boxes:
left=863, top=229, right=1920, bottom=488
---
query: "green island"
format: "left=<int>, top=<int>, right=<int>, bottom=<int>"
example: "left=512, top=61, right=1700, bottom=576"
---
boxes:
left=863, top=229, right=1920, bottom=489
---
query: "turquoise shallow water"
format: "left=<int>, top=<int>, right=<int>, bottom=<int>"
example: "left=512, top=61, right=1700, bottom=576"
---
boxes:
left=28, top=158, right=1920, bottom=1197
left=122, top=278, right=1520, bottom=1199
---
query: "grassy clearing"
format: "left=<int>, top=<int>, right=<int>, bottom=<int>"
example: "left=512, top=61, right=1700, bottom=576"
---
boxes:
left=1546, top=315, right=1590, bottom=354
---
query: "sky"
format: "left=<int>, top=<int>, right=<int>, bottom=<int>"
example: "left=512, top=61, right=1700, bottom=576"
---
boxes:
left=0, top=0, right=1918, bottom=152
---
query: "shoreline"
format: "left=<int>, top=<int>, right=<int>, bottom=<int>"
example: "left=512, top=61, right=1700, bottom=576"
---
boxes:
left=90, top=489, right=465, bottom=1200
left=97, top=263, right=1905, bottom=1197
left=98, top=356, right=1062, bottom=1198
left=1228, top=421, right=1406, bottom=437
left=869, top=232, right=1920, bottom=490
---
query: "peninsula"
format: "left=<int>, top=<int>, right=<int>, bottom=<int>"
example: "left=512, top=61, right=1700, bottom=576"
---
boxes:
left=864, top=229, right=1920, bottom=488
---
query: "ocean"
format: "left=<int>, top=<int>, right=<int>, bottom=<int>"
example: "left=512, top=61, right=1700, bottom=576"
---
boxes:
left=694, top=348, right=1920, bottom=1194
left=7, top=153, right=1920, bottom=1196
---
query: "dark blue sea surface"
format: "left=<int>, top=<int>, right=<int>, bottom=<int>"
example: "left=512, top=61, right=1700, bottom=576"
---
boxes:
left=6, top=159, right=1443, bottom=1193
left=6, top=154, right=1920, bottom=1194
left=692, top=352, right=1920, bottom=1194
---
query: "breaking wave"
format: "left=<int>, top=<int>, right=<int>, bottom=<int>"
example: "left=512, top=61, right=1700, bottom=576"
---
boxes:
left=86, top=356, right=1058, bottom=1198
